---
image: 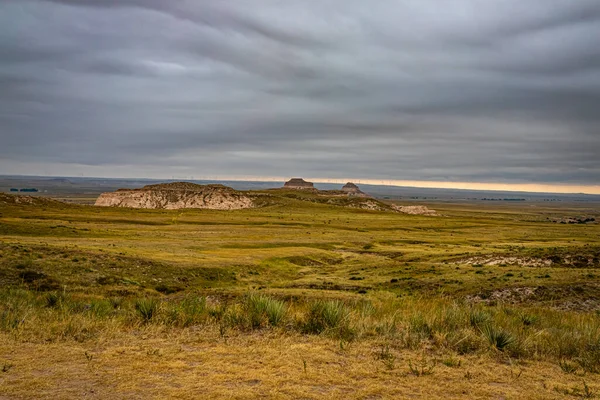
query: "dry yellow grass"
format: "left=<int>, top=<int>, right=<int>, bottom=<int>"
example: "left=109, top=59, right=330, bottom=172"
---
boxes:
left=2, top=329, right=598, bottom=399
left=1, top=195, right=600, bottom=398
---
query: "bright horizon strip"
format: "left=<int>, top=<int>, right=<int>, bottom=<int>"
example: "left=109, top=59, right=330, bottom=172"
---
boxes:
left=318, top=179, right=600, bottom=195
left=6, top=172, right=600, bottom=195
left=203, top=176, right=600, bottom=195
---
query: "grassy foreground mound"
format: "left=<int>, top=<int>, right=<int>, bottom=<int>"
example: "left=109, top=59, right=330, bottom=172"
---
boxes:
left=0, top=194, right=599, bottom=398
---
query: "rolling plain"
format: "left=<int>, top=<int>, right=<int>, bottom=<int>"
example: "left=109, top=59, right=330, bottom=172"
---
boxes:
left=1, top=189, right=599, bottom=399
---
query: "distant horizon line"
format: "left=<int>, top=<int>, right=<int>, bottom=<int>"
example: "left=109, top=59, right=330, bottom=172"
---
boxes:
left=3, top=174, right=600, bottom=195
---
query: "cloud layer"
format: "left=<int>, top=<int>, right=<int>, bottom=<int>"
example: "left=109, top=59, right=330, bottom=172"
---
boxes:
left=1, top=0, right=599, bottom=184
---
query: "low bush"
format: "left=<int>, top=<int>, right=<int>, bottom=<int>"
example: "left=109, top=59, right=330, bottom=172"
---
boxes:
left=135, top=298, right=159, bottom=322
left=303, top=299, right=353, bottom=339
left=480, top=324, right=515, bottom=351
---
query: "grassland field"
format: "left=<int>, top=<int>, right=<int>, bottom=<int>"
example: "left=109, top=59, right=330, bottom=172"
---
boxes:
left=0, top=192, right=599, bottom=399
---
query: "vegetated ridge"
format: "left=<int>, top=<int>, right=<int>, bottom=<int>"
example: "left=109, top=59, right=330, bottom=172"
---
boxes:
left=93, top=180, right=432, bottom=213
left=4, top=179, right=438, bottom=214
left=0, top=193, right=61, bottom=207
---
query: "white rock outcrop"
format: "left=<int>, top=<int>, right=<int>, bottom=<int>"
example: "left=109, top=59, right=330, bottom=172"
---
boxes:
left=391, top=205, right=439, bottom=216
left=95, top=182, right=255, bottom=210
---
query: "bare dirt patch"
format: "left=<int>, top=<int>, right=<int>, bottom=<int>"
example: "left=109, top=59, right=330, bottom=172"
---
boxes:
left=463, top=256, right=552, bottom=267
left=467, top=284, right=600, bottom=311
left=467, top=287, right=538, bottom=304
left=460, top=253, right=599, bottom=268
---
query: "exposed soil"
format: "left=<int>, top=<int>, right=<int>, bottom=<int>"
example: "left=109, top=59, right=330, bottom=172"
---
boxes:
left=461, top=253, right=599, bottom=268
left=467, top=284, right=600, bottom=311
left=463, top=256, right=552, bottom=267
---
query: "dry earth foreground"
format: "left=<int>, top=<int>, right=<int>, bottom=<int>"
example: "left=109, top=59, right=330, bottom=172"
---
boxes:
left=0, top=189, right=599, bottom=399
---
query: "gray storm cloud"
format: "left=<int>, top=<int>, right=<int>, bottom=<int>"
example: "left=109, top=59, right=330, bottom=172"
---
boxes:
left=0, top=0, right=599, bottom=184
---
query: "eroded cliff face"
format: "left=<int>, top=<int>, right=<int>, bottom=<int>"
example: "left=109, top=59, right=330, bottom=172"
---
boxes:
left=95, top=183, right=255, bottom=210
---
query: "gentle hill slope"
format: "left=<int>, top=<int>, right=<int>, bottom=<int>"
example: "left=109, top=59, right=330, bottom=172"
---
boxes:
left=0, top=193, right=63, bottom=207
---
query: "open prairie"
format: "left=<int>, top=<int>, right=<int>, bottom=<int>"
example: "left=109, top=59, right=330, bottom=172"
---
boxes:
left=1, top=193, right=599, bottom=399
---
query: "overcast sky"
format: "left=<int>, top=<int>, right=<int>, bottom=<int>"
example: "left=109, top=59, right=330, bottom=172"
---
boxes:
left=1, top=0, right=599, bottom=191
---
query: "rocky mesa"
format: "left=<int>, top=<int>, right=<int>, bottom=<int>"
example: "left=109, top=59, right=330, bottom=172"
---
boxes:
left=95, top=182, right=255, bottom=210
left=283, top=178, right=315, bottom=190
left=341, top=182, right=368, bottom=197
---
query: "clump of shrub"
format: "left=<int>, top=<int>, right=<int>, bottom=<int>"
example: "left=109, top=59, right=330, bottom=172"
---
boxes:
left=45, top=292, right=63, bottom=308
left=447, top=328, right=484, bottom=355
left=480, top=324, right=515, bottom=351
left=0, top=290, right=38, bottom=333
left=559, top=359, right=578, bottom=374
left=577, top=342, right=600, bottom=374
left=519, top=313, right=539, bottom=326
left=469, top=310, right=491, bottom=328
left=214, top=294, right=288, bottom=331
left=155, top=284, right=184, bottom=295
left=302, top=299, right=354, bottom=340
left=19, top=270, right=46, bottom=283
left=408, top=357, right=436, bottom=376
left=109, top=297, right=123, bottom=310
left=407, top=313, right=433, bottom=345
left=19, top=271, right=60, bottom=291
left=166, top=295, right=207, bottom=327
left=88, top=299, right=113, bottom=318
left=244, top=293, right=287, bottom=328
left=374, top=344, right=396, bottom=370
left=135, top=298, right=159, bottom=322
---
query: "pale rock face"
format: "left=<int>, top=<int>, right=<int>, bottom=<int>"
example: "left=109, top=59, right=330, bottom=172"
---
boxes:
left=347, top=200, right=388, bottom=211
left=95, top=183, right=255, bottom=210
left=391, top=205, right=439, bottom=216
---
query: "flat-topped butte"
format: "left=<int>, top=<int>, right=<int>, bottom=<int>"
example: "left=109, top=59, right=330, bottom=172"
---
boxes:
left=283, top=178, right=315, bottom=190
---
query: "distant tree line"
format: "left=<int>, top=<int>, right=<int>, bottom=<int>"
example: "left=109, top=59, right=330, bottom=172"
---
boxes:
left=480, top=198, right=526, bottom=201
left=9, top=188, right=38, bottom=192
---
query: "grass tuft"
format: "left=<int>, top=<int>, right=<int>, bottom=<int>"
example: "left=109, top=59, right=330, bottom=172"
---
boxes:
left=408, top=357, right=436, bottom=376
left=480, top=324, right=515, bottom=351
left=135, top=298, right=159, bottom=322
left=374, top=344, right=396, bottom=370
left=559, top=359, right=579, bottom=374
left=244, top=294, right=287, bottom=329
left=45, top=292, right=62, bottom=308
left=303, top=299, right=353, bottom=339
left=469, top=310, right=491, bottom=328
